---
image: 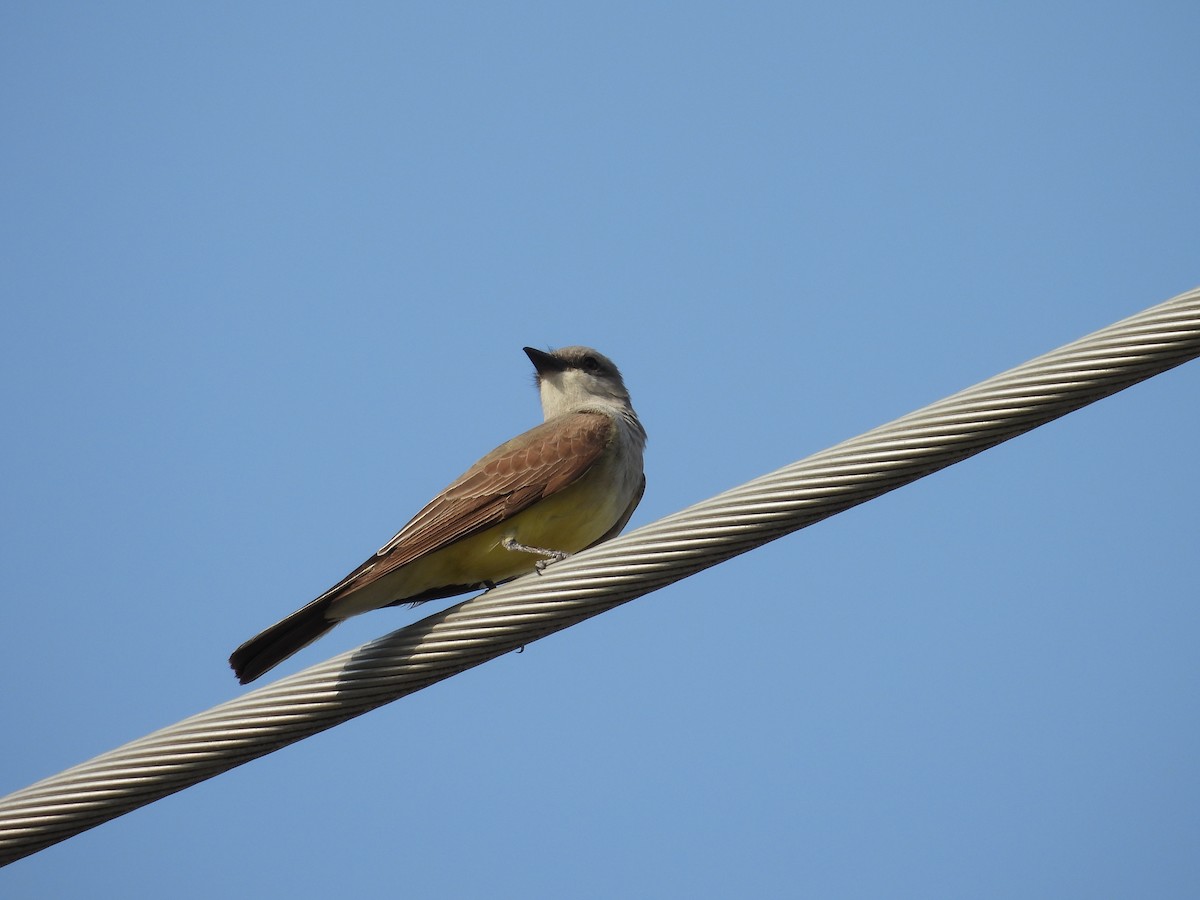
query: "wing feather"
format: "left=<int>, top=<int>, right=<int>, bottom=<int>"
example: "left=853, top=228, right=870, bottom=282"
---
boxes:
left=315, top=411, right=615, bottom=602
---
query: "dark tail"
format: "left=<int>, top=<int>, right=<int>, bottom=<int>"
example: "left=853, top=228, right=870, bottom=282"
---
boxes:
left=229, top=596, right=338, bottom=684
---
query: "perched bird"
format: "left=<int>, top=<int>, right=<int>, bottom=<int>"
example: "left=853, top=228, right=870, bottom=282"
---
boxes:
left=229, top=345, right=646, bottom=684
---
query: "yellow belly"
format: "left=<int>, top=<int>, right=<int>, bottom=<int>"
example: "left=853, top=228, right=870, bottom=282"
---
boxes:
left=329, top=453, right=635, bottom=619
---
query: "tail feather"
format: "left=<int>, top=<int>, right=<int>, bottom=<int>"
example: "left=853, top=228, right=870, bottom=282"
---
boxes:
left=230, top=596, right=338, bottom=684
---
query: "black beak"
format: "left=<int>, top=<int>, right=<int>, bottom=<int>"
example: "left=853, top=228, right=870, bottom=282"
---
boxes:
left=523, top=346, right=567, bottom=374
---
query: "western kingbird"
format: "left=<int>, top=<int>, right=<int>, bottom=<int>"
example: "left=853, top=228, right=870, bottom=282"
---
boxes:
left=229, top=345, right=646, bottom=684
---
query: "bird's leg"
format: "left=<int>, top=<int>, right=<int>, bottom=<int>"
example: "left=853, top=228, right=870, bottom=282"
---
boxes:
left=502, top=537, right=571, bottom=573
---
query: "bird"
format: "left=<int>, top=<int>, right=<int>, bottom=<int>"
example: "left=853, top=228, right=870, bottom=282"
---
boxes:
left=229, top=345, right=646, bottom=684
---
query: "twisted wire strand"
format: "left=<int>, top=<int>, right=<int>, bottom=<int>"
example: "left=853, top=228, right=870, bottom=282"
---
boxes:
left=2, top=286, right=1198, bottom=865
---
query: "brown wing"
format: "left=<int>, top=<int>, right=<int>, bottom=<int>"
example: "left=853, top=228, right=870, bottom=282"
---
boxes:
left=315, top=411, right=616, bottom=602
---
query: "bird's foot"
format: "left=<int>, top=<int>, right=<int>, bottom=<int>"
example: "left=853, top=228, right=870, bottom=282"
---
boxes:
left=502, top=537, right=571, bottom=574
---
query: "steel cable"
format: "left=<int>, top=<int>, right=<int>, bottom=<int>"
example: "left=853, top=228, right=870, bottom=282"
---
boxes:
left=1, top=286, right=1198, bottom=865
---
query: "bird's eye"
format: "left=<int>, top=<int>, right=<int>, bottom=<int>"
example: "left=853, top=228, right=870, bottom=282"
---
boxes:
left=582, top=355, right=601, bottom=373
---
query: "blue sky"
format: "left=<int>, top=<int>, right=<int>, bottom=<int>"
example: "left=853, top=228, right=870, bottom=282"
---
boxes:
left=2, top=3, right=1198, bottom=897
